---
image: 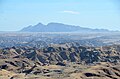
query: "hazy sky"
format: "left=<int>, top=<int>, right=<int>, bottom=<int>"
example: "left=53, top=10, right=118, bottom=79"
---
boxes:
left=0, top=0, right=120, bottom=31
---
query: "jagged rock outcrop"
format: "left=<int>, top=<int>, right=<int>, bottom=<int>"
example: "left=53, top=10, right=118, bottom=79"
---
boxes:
left=1, top=44, right=120, bottom=65
left=0, top=44, right=120, bottom=79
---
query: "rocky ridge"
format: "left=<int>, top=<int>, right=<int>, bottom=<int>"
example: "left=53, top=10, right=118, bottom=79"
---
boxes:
left=0, top=44, right=120, bottom=79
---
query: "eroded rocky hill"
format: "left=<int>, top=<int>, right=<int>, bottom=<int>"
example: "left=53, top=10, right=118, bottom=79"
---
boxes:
left=0, top=44, right=120, bottom=79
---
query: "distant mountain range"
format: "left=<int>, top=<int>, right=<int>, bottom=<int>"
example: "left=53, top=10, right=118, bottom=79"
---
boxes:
left=20, top=22, right=109, bottom=32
